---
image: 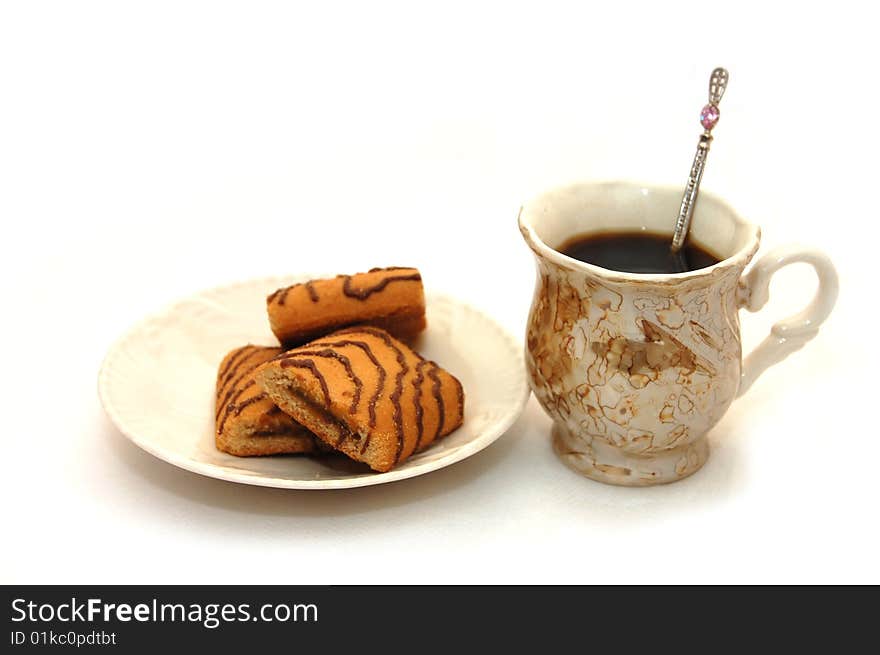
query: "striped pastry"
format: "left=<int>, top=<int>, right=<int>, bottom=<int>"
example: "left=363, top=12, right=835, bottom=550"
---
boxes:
left=266, top=267, right=426, bottom=347
left=215, top=345, right=320, bottom=456
left=255, top=327, right=465, bottom=472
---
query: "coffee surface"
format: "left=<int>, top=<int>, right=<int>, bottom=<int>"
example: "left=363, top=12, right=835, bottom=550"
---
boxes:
left=558, top=231, right=721, bottom=274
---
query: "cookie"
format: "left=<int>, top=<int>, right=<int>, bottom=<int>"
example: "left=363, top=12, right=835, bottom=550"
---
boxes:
left=255, top=326, right=464, bottom=472
left=266, top=267, right=426, bottom=347
left=215, top=345, right=320, bottom=456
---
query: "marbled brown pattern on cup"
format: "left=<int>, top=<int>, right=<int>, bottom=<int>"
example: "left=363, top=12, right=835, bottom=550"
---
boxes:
left=525, top=255, right=745, bottom=485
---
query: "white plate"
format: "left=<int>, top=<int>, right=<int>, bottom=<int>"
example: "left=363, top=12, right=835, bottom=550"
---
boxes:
left=98, top=276, right=530, bottom=489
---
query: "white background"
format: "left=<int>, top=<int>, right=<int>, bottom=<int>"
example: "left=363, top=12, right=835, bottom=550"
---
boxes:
left=2, top=1, right=877, bottom=584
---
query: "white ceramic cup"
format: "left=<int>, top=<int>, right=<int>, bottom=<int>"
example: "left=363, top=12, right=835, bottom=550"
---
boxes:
left=519, top=181, right=838, bottom=486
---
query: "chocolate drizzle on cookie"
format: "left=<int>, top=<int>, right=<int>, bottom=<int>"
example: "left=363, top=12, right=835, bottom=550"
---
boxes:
left=279, top=358, right=331, bottom=405
left=304, top=281, right=319, bottom=302
left=280, top=349, right=362, bottom=415
left=341, top=270, right=421, bottom=301
left=309, top=339, right=385, bottom=428
left=269, top=285, right=300, bottom=306
left=336, top=326, right=409, bottom=458
left=413, top=360, right=429, bottom=449
left=216, top=347, right=272, bottom=419
left=427, top=364, right=445, bottom=440
left=217, top=346, right=268, bottom=398
left=276, top=286, right=293, bottom=306
left=218, top=386, right=267, bottom=434
left=217, top=345, right=255, bottom=382
left=270, top=268, right=416, bottom=308
left=233, top=393, right=268, bottom=415
left=217, top=358, right=272, bottom=419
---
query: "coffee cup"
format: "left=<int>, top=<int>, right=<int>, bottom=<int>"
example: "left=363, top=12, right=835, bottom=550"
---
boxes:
left=518, top=181, right=838, bottom=486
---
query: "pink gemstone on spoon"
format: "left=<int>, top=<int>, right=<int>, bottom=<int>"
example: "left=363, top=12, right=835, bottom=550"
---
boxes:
left=700, top=104, right=720, bottom=130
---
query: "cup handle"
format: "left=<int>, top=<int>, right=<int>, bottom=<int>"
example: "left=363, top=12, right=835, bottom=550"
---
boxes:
left=736, top=245, right=839, bottom=397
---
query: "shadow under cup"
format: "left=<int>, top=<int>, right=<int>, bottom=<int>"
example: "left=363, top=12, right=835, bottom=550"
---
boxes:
left=519, top=181, right=761, bottom=487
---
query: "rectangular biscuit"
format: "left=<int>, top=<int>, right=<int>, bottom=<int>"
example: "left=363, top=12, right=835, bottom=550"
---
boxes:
left=215, top=345, right=320, bottom=456
left=255, top=326, right=464, bottom=472
left=266, top=267, right=426, bottom=347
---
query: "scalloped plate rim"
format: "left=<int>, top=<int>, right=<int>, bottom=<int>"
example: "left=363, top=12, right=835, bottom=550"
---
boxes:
left=98, top=275, right=530, bottom=490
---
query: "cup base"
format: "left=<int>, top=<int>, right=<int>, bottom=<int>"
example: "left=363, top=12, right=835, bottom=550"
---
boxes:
left=552, top=423, right=709, bottom=487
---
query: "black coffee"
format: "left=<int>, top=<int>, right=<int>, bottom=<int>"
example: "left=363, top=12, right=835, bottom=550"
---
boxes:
left=558, top=231, right=721, bottom=274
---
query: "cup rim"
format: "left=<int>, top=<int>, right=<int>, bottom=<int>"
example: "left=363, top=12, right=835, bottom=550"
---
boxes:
left=518, top=180, right=761, bottom=283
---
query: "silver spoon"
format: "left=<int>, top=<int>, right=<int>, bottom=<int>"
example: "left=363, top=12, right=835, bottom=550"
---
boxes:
left=670, top=67, right=729, bottom=261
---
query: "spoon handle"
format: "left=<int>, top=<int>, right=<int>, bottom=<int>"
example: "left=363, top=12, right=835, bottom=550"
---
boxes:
left=708, top=67, right=729, bottom=106
left=671, top=134, right=712, bottom=252
left=671, top=67, right=728, bottom=253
